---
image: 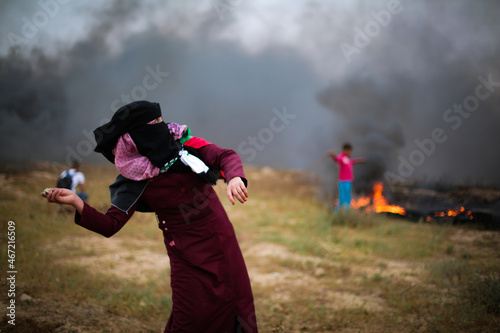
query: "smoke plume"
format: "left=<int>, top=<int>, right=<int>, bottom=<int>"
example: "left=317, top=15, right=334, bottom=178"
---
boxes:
left=0, top=0, right=499, bottom=188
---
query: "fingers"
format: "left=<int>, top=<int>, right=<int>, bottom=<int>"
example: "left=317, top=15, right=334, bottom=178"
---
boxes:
left=227, top=186, right=238, bottom=205
left=41, top=188, right=82, bottom=212
left=43, top=188, right=67, bottom=204
left=227, top=191, right=235, bottom=205
left=46, top=188, right=61, bottom=203
left=41, top=188, right=55, bottom=200
left=231, top=185, right=248, bottom=204
left=227, top=178, right=248, bottom=205
left=41, top=188, right=52, bottom=198
left=239, top=183, right=249, bottom=200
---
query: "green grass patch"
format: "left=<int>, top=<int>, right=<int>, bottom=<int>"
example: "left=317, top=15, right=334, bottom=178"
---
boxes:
left=1, top=165, right=499, bottom=332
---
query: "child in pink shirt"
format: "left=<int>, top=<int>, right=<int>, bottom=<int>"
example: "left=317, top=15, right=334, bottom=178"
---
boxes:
left=328, top=143, right=365, bottom=210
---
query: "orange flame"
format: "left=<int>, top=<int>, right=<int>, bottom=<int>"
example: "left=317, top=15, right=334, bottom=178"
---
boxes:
left=351, top=183, right=475, bottom=221
left=351, top=182, right=406, bottom=215
left=433, top=207, right=473, bottom=219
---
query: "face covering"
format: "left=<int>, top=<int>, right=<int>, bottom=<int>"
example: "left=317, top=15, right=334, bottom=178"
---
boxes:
left=94, top=100, right=218, bottom=185
left=94, top=100, right=163, bottom=164
left=128, top=121, right=181, bottom=168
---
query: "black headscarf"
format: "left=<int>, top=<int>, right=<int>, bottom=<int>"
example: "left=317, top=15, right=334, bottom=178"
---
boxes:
left=93, top=100, right=180, bottom=166
left=93, top=101, right=223, bottom=212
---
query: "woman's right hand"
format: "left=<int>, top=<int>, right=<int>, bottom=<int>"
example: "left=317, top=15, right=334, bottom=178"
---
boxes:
left=41, top=188, right=84, bottom=213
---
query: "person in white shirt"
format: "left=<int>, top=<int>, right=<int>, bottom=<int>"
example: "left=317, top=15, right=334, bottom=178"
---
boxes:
left=59, top=161, right=88, bottom=202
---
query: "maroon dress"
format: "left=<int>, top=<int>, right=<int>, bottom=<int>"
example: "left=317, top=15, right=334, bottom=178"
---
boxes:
left=75, top=144, right=258, bottom=333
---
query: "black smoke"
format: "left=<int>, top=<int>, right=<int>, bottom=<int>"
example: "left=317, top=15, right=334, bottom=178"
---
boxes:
left=0, top=0, right=499, bottom=189
left=317, top=76, right=409, bottom=192
left=315, top=0, right=500, bottom=189
left=0, top=47, right=68, bottom=162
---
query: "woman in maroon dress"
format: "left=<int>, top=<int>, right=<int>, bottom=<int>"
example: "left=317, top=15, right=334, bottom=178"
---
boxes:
left=42, top=101, right=258, bottom=333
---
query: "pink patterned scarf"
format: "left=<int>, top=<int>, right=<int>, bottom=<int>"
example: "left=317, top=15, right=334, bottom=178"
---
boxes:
left=112, top=122, right=187, bottom=181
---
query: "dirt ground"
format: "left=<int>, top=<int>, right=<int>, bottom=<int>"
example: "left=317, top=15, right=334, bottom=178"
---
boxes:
left=2, top=227, right=498, bottom=333
left=1, top=165, right=499, bottom=332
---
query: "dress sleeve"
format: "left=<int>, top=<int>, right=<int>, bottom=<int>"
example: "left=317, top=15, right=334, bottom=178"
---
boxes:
left=198, top=144, right=247, bottom=185
left=74, top=202, right=137, bottom=238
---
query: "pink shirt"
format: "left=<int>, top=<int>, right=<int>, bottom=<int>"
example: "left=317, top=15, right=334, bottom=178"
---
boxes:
left=333, top=153, right=358, bottom=181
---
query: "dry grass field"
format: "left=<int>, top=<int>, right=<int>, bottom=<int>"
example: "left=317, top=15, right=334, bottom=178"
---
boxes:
left=0, top=163, right=499, bottom=332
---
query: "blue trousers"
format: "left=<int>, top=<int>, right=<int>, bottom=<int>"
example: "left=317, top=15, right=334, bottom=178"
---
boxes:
left=77, top=192, right=89, bottom=202
left=337, top=181, right=352, bottom=210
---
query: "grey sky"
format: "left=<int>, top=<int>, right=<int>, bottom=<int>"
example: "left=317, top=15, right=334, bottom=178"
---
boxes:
left=1, top=0, right=499, bottom=189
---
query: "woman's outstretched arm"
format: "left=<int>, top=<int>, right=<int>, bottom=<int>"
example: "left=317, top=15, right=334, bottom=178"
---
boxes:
left=41, top=188, right=136, bottom=238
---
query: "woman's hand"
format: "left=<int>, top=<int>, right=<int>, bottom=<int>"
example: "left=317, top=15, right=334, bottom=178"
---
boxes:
left=226, top=177, right=248, bottom=205
left=41, top=188, right=84, bottom=213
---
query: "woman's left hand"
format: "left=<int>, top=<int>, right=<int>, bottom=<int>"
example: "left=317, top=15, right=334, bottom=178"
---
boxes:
left=226, top=177, right=248, bottom=205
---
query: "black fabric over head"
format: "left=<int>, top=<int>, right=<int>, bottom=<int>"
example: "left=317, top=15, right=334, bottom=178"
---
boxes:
left=94, top=100, right=220, bottom=190
left=93, top=101, right=162, bottom=163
